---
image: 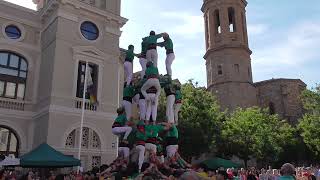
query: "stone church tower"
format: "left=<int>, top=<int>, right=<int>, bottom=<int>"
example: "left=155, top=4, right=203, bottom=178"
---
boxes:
left=202, top=0, right=257, bottom=111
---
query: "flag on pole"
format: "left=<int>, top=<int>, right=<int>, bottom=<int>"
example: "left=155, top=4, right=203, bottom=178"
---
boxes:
left=77, top=62, right=89, bottom=172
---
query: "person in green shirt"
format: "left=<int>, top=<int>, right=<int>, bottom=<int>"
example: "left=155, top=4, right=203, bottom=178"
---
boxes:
left=136, top=78, right=147, bottom=121
left=145, top=123, right=171, bottom=163
left=156, top=137, right=165, bottom=163
left=164, top=81, right=176, bottom=124
left=112, top=107, right=132, bottom=141
left=174, top=81, right=182, bottom=125
left=165, top=124, right=179, bottom=158
left=124, top=45, right=139, bottom=87
left=157, top=33, right=175, bottom=77
left=144, top=31, right=164, bottom=67
left=141, top=62, right=161, bottom=123
left=139, top=40, right=148, bottom=78
left=122, top=84, right=135, bottom=120
left=135, top=120, right=147, bottom=172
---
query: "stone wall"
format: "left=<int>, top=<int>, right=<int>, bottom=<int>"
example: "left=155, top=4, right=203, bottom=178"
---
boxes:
left=255, top=78, right=306, bottom=124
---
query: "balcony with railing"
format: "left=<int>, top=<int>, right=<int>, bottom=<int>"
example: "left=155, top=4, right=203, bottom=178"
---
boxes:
left=0, top=97, right=32, bottom=111
left=74, top=98, right=97, bottom=112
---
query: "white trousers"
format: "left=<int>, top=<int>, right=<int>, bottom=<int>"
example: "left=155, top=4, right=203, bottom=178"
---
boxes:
left=133, top=94, right=140, bottom=104
left=124, top=61, right=133, bottom=85
left=118, top=147, right=130, bottom=158
left=166, top=145, right=179, bottom=158
left=158, top=155, right=165, bottom=163
left=112, top=126, right=132, bottom=140
left=122, top=100, right=132, bottom=120
left=145, top=143, right=157, bottom=154
left=165, top=53, right=175, bottom=76
left=145, top=94, right=158, bottom=122
left=138, top=99, right=146, bottom=121
left=139, top=57, right=147, bottom=78
left=146, top=49, right=158, bottom=67
left=141, top=78, right=161, bottom=99
left=166, top=95, right=175, bottom=123
left=136, top=145, right=145, bottom=171
left=174, top=103, right=182, bottom=125
left=145, top=143, right=157, bottom=162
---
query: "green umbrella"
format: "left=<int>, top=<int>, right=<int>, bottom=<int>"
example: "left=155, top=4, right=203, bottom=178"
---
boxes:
left=20, top=143, right=81, bottom=168
left=202, top=157, right=241, bottom=170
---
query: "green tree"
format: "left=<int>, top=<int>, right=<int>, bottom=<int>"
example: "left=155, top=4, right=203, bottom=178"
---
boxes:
left=177, top=80, right=225, bottom=159
left=298, top=85, right=320, bottom=156
left=221, top=107, right=295, bottom=167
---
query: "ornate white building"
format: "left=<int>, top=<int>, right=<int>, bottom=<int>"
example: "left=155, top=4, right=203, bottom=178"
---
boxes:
left=0, top=0, right=126, bottom=170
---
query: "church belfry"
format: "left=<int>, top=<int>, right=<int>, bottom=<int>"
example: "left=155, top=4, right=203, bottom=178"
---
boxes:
left=202, top=0, right=257, bottom=111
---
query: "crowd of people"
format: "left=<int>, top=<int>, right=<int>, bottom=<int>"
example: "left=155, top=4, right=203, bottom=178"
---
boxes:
left=2, top=163, right=320, bottom=180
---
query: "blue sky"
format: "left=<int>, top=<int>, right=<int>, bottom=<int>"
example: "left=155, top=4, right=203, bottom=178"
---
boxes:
left=6, top=0, right=320, bottom=88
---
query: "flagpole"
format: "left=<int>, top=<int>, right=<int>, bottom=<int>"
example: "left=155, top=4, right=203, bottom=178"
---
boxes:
left=77, top=61, right=89, bottom=173
left=116, top=65, right=120, bottom=157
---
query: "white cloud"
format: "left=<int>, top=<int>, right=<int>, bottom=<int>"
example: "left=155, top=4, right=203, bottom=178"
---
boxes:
left=253, top=21, right=320, bottom=67
left=252, top=22, right=320, bottom=80
left=248, top=24, right=268, bottom=35
left=3, top=0, right=37, bottom=10
left=160, top=12, right=204, bottom=36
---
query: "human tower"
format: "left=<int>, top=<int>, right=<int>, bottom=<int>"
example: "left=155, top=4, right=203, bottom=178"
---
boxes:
left=111, top=31, right=182, bottom=172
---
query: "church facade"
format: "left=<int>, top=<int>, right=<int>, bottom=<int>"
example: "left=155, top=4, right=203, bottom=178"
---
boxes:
left=0, top=0, right=126, bottom=170
left=202, top=0, right=306, bottom=123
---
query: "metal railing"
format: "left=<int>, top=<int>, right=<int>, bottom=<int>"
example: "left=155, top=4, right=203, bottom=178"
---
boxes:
left=0, top=98, right=29, bottom=111
left=75, top=98, right=97, bottom=111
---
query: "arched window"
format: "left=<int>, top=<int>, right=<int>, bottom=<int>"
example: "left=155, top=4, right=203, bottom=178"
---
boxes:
left=214, top=10, right=221, bottom=34
left=65, top=127, right=101, bottom=168
left=0, top=126, right=19, bottom=157
left=269, top=102, right=276, bottom=115
left=65, top=127, right=101, bottom=149
left=217, top=65, right=223, bottom=75
left=234, top=64, right=239, bottom=73
left=228, top=7, right=236, bottom=32
left=0, top=51, right=28, bottom=100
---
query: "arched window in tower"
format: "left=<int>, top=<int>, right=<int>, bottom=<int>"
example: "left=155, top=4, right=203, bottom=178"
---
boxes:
left=234, top=64, right=239, bottom=73
left=217, top=65, right=223, bottom=75
left=228, top=7, right=236, bottom=32
left=205, top=14, right=209, bottom=48
left=269, top=102, right=276, bottom=115
left=214, top=10, right=221, bottom=34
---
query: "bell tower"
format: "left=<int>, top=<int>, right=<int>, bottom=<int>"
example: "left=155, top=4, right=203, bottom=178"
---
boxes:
left=202, top=0, right=257, bottom=111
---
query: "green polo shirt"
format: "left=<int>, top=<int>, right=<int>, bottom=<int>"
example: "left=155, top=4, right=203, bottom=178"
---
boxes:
left=145, top=125, right=165, bottom=138
left=136, top=129, right=147, bottom=141
left=166, top=125, right=178, bottom=139
left=114, top=114, right=127, bottom=126
left=145, top=66, right=159, bottom=78
left=123, top=85, right=134, bottom=98
left=145, top=34, right=163, bottom=46
left=141, top=41, right=147, bottom=54
left=164, top=38, right=173, bottom=50
left=164, top=83, right=175, bottom=96
left=175, top=89, right=182, bottom=100
left=125, top=49, right=134, bottom=62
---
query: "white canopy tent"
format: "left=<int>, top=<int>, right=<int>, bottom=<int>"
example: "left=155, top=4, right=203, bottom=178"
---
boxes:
left=0, top=156, right=20, bottom=166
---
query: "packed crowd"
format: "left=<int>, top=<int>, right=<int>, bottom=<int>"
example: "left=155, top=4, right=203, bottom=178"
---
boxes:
left=2, top=163, right=320, bottom=180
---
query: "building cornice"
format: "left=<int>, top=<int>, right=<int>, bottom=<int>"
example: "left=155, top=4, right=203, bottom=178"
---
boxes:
left=201, top=0, right=248, bottom=13
left=0, top=8, right=40, bottom=29
left=207, top=81, right=255, bottom=90
left=254, top=78, right=307, bottom=87
left=59, top=0, right=128, bottom=27
left=203, top=44, right=252, bottom=59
